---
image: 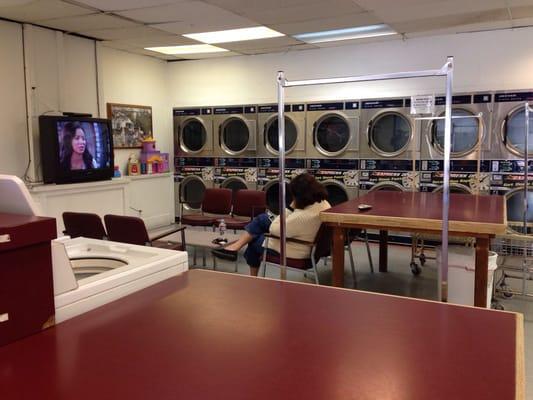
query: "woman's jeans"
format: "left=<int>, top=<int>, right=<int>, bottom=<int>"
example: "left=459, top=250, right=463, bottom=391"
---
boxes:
left=243, top=213, right=272, bottom=267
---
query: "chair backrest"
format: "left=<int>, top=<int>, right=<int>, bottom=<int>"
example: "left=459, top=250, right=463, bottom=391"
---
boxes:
left=202, top=188, right=232, bottom=215
left=63, top=212, right=107, bottom=239
left=104, top=214, right=150, bottom=246
left=232, top=189, right=266, bottom=218
left=312, top=224, right=333, bottom=262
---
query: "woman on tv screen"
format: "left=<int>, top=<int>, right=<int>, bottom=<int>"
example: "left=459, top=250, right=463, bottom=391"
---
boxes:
left=59, top=122, right=98, bottom=171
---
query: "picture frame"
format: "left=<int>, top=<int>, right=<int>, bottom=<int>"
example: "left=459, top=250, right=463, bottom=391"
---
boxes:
left=106, top=103, right=153, bottom=148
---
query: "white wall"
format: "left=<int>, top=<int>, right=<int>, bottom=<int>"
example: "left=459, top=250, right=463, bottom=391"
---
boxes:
left=97, top=45, right=171, bottom=173
left=167, top=28, right=533, bottom=106
left=0, top=20, right=28, bottom=177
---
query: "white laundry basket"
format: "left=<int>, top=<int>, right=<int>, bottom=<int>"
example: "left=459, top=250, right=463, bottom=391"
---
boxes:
left=436, top=245, right=498, bottom=308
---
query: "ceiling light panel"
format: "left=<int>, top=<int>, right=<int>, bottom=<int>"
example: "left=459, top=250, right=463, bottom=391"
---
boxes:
left=293, top=24, right=396, bottom=43
left=145, top=44, right=228, bottom=55
left=183, top=26, right=284, bottom=44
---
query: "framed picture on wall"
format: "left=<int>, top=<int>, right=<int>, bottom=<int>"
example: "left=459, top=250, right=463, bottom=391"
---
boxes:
left=106, top=103, right=153, bottom=148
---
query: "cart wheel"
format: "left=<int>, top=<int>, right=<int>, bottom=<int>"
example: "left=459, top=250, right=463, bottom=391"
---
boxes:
left=419, top=253, right=427, bottom=266
left=410, top=262, right=422, bottom=276
left=498, top=284, right=513, bottom=298
left=492, top=301, right=505, bottom=311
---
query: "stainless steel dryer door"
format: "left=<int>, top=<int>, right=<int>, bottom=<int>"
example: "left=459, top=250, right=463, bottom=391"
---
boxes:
left=430, top=108, right=481, bottom=157
left=264, top=179, right=292, bottom=215
left=505, top=188, right=533, bottom=234
left=220, top=116, right=256, bottom=155
left=322, top=180, right=349, bottom=206
left=180, top=175, right=206, bottom=210
left=368, top=111, right=413, bottom=157
left=369, top=181, right=405, bottom=192
left=265, top=115, right=299, bottom=155
left=179, top=117, right=210, bottom=154
left=314, top=113, right=357, bottom=156
left=502, top=106, right=533, bottom=157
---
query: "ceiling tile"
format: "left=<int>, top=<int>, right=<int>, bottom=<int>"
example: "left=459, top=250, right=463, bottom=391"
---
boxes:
left=233, top=0, right=367, bottom=25
left=0, top=0, right=94, bottom=22
left=116, top=0, right=255, bottom=27
left=176, top=50, right=241, bottom=59
left=204, top=0, right=324, bottom=10
left=36, top=13, right=138, bottom=32
left=311, top=33, right=401, bottom=48
left=104, top=34, right=196, bottom=49
left=72, top=0, right=184, bottom=12
left=219, top=36, right=303, bottom=51
left=271, top=12, right=381, bottom=35
left=237, top=43, right=318, bottom=55
left=78, top=25, right=169, bottom=40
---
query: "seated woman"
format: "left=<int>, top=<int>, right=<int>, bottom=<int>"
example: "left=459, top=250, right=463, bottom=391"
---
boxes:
left=212, top=173, right=331, bottom=276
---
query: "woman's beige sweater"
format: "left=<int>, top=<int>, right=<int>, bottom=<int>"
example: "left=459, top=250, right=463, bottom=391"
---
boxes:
left=267, top=200, right=331, bottom=259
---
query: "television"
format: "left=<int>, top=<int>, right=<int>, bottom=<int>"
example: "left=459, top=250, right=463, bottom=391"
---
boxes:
left=39, top=115, right=114, bottom=184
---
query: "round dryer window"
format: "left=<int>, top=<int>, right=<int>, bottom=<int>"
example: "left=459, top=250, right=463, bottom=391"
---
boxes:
left=315, top=114, right=351, bottom=156
left=504, top=108, right=533, bottom=156
left=180, top=176, right=206, bottom=210
left=323, top=182, right=348, bottom=206
left=181, top=119, right=207, bottom=153
left=434, top=183, right=472, bottom=194
left=370, top=182, right=405, bottom=192
left=506, top=189, right=533, bottom=234
left=266, top=116, right=298, bottom=154
left=264, top=180, right=292, bottom=215
left=221, top=117, right=250, bottom=154
left=432, top=109, right=480, bottom=156
left=369, top=112, right=411, bottom=156
left=221, top=177, right=248, bottom=195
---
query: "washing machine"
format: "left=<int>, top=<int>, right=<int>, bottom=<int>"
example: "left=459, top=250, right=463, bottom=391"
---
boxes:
left=485, top=90, right=533, bottom=162
left=173, top=107, right=214, bottom=157
left=359, top=97, right=420, bottom=161
left=420, top=93, right=492, bottom=162
left=309, top=159, right=358, bottom=206
left=305, top=101, right=359, bottom=159
left=174, top=157, right=215, bottom=221
left=257, top=158, right=307, bottom=215
left=490, top=160, right=533, bottom=234
left=214, top=157, right=257, bottom=200
left=214, top=105, right=257, bottom=158
left=257, top=103, right=306, bottom=158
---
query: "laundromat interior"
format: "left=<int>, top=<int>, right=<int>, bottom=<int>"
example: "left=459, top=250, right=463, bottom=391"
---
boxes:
left=2, top=1, right=533, bottom=398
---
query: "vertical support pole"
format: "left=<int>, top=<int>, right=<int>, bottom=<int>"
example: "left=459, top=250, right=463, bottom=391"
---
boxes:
left=440, top=56, right=454, bottom=303
left=277, top=71, right=287, bottom=280
left=523, top=103, right=530, bottom=295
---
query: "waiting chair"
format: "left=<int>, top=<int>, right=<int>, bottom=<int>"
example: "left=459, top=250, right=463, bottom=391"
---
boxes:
left=62, top=212, right=107, bottom=240
left=104, top=214, right=186, bottom=251
left=223, top=189, right=267, bottom=231
left=180, top=188, right=232, bottom=227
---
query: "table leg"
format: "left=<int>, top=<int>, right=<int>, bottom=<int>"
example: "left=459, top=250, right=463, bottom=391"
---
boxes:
left=474, top=236, right=489, bottom=308
left=379, top=230, right=388, bottom=273
left=332, top=226, right=345, bottom=287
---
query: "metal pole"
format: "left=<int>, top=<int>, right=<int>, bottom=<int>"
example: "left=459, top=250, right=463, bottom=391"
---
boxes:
left=277, top=71, right=287, bottom=279
left=523, top=103, right=530, bottom=295
left=440, top=56, right=454, bottom=303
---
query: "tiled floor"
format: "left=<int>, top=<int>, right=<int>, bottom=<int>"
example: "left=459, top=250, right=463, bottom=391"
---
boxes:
left=191, top=239, right=531, bottom=398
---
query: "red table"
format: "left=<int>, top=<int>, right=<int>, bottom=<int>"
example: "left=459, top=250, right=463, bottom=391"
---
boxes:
left=0, top=270, right=524, bottom=400
left=320, top=191, right=507, bottom=307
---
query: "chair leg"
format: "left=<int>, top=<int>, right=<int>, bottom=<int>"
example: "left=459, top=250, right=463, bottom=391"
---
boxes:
left=193, top=246, right=197, bottom=267
left=213, top=253, right=217, bottom=271
left=347, top=242, right=356, bottom=285
left=364, top=231, right=374, bottom=273
left=234, top=253, right=238, bottom=273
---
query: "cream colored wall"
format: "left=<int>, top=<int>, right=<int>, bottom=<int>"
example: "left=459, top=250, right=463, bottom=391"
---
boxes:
left=0, top=20, right=28, bottom=177
left=97, top=45, right=171, bottom=174
left=167, top=28, right=533, bottom=107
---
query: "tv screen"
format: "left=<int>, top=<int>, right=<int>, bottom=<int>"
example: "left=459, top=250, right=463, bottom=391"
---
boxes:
left=39, top=116, right=114, bottom=184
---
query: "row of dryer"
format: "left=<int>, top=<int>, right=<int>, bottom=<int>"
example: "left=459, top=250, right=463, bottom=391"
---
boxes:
left=174, top=90, right=533, bottom=162
left=173, top=90, right=533, bottom=234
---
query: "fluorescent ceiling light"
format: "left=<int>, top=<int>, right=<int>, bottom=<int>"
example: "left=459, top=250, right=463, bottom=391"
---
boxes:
left=293, top=24, right=396, bottom=44
left=145, top=44, right=228, bottom=55
left=183, top=26, right=284, bottom=44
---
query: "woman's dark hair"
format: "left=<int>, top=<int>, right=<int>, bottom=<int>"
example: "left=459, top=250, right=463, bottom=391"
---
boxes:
left=289, top=173, right=328, bottom=209
left=60, top=122, right=94, bottom=171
